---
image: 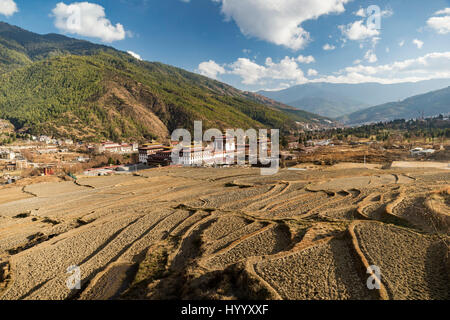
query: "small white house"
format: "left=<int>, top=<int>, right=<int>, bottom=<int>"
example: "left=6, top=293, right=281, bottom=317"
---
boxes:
left=410, top=147, right=435, bottom=156
left=97, top=142, right=137, bottom=154
left=0, top=151, right=15, bottom=160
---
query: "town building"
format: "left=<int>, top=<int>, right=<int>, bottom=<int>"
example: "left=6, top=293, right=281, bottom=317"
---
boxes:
left=96, top=142, right=138, bottom=154
left=0, top=150, right=15, bottom=160
left=308, top=139, right=332, bottom=147
left=206, top=135, right=236, bottom=153
left=410, top=147, right=435, bottom=156
left=76, top=156, right=89, bottom=163
left=37, top=148, right=58, bottom=154
left=147, top=149, right=173, bottom=166
left=5, top=163, right=16, bottom=171
left=39, top=135, right=57, bottom=144
left=57, top=139, right=74, bottom=146
left=138, top=144, right=165, bottom=163
left=15, top=160, right=28, bottom=170
left=175, top=147, right=212, bottom=166
left=168, top=136, right=270, bottom=167
left=83, top=165, right=121, bottom=176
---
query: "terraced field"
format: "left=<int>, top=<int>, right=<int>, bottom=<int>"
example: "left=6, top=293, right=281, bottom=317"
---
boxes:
left=0, top=166, right=448, bottom=300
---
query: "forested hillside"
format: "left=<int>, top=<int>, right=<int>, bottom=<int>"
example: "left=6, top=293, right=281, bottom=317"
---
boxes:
left=0, top=22, right=332, bottom=142
left=0, top=22, right=113, bottom=72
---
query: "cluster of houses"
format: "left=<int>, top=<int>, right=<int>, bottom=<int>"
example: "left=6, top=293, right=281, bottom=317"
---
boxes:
left=32, top=135, right=74, bottom=146
left=138, top=136, right=271, bottom=167
left=0, top=150, right=29, bottom=170
left=0, top=132, right=275, bottom=180
left=82, top=137, right=272, bottom=177
left=95, top=142, right=139, bottom=154
left=0, top=140, right=83, bottom=180
left=2, top=131, right=446, bottom=181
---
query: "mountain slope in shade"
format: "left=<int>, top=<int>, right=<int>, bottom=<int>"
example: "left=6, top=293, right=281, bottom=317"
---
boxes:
left=340, top=86, right=450, bottom=125
left=241, top=91, right=331, bottom=123
left=258, top=80, right=450, bottom=118
left=0, top=22, right=333, bottom=142
left=286, top=96, right=369, bottom=119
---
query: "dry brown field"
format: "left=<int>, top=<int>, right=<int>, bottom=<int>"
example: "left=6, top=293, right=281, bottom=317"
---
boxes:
left=0, top=165, right=448, bottom=300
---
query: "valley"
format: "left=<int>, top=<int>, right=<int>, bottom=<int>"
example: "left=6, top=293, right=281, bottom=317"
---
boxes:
left=259, top=81, right=450, bottom=123
left=0, top=18, right=448, bottom=303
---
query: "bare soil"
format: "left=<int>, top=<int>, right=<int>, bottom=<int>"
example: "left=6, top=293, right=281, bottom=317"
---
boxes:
left=0, top=166, right=448, bottom=300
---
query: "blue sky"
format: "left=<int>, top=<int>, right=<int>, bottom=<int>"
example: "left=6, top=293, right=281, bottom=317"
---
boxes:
left=1, top=0, right=450, bottom=91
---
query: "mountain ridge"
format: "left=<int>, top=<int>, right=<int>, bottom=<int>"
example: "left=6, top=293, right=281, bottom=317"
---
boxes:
left=0, top=22, right=333, bottom=142
left=258, top=80, right=450, bottom=118
left=339, top=86, right=450, bottom=125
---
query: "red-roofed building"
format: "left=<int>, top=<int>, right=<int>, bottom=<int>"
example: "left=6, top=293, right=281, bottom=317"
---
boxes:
left=138, top=144, right=165, bottom=163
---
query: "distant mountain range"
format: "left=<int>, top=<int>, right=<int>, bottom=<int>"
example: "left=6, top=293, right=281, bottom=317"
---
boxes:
left=258, top=80, right=450, bottom=119
left=340, top=86, right=450, bottom=125
left=0, top=22, right=332, bottom=142
left=2, top=21, right=447, bottom=138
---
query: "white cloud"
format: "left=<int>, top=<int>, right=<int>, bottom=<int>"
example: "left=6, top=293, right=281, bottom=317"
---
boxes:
left=354, top=8, right=366, bottom=17
left=323, top=43, right=336, bottom=51
left=381, top=8, right=394, bottom=18
left=260, top=83, right=292, bottom=92
left=341, top=7, right=392, bottom=45
left=52, top=2, right=126, bottom=42
left=427, top=9, right=450, bottom=35
left=230, top=56, right=307, bottom=85
left=371, top=36, right=381, bottom=47
left=364, top=50, right=377, bottom=63
left=412, top=39, right=424, bottom=49
left=197, top=60, right=226, bottom=79
left=314, top=52, right=450, bottom=84
left=435, top=8, right=450, bottom=15
left=127, top=51, right=142, bottom=61
left=212, top=0, right=350, bottom=50
left=307, top=69, right=318, bottom=76
left=200, top=51, right=450, bottom=90
left=354, top=6, right=393, bottom=18
left=297, top=55, right=315, bottom=64
left=340, top=20, right=379, bottom=41
left=228, top=58, right=267, bottom=85
left=197, top=56, right=308, bottom=86
left=399, top=40, right=405, bottom=47
left=0, top=0, right=18, bottom=17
